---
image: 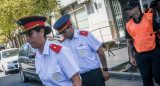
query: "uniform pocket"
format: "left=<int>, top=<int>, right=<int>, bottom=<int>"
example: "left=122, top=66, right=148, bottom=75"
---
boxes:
left=76, top=45, right=89, bottom=56
left=143, top=33, right=156, bottom=50
left=48, top=66, right=60, bottom=73
left=48, top=66, right=62, bottom=81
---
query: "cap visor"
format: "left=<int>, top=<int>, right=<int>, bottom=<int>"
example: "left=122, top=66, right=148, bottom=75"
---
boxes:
left=18, top=30, right=29, bottom=35
left=18, top=27, right=35, bottom=35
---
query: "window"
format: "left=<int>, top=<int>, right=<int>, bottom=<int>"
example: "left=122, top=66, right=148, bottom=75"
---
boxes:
left=20, top=45, right=28, bottom=56
left=2, top=49, right=19, bottom=58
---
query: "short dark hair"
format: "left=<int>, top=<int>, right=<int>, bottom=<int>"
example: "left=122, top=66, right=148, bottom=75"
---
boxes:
left=60, top=24, right=72, bottom=34
left=26, top=26, right=47, bottom=39
left=143, top=4, right=148, bottom=8
left=35, top=26, right=47, bottom=39
left=66, top=24, right=72, bottom=29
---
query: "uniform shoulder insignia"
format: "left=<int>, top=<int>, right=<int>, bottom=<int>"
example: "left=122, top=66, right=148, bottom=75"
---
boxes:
left=60, top=38, right=65, bottom=43
left=49, top=44, right=62, bottom=53
left=79, top=31, right=89, bottom=36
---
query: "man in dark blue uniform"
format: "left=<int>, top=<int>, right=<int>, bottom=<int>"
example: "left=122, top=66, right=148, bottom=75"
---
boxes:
left=53, top=14, right=109, bottom=86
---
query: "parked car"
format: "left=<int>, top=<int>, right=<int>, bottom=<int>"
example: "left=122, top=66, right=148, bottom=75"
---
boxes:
left=0, top=48, right=19, bottom=75
left=18, top=43, right=40, bottom=82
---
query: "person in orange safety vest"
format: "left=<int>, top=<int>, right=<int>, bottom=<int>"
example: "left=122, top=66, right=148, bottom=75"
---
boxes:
left=125, top=1, right=160, bottom=86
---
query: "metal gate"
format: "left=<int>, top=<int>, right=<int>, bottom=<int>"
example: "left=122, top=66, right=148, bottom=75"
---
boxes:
left=110, top=0, right=125, bottom=37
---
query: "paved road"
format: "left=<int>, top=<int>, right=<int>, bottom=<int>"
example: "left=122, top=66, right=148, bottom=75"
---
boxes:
left=0, top=70, right=147, bottom=86
left=0, top=70, right=144, bottom=86
left=0, top=71, right=42, bottom=86
left=0, top=70, right=159, bottom=86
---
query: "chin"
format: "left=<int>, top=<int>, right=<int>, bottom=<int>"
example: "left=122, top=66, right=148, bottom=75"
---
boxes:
left=64, top=37, right=69, bottom=39
left=30, top=44, right=37, bottom=48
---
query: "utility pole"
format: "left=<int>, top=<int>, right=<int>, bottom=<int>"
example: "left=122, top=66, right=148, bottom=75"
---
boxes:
left=139, top=0, right=144, bottom=12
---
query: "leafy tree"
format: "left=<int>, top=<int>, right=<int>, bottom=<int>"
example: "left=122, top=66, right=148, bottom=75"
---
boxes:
left=0, top=0, right=60, bottom=48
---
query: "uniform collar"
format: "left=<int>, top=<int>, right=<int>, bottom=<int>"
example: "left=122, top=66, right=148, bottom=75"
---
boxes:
left=73, top=29, right=79, bottom=38
left=133, top=13, right=143, bottom=23
left=42, top=39, right=50, bottom=55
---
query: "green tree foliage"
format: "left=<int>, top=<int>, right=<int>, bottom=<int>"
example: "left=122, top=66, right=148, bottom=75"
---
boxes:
left=0, top=0, right=60, bottom=47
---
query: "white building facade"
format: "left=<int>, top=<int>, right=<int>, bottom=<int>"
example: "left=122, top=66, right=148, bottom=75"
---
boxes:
left=58, top=0, right=155, bottom=42
left=60, top=0, right=119, bottom=43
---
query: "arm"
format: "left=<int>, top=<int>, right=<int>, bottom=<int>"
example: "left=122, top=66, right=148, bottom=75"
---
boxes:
left=153, top=15, right=160, bottom=33
left=127, top=39, right=134, bottom=58
left=86, top=32, right=108, bottom=68
left=70, top=73, right=82, bottom=86
left=86, top=32, right=109, bottom=81
left=96, top=46, right=107, bottom=68
left=127, top=39, right=137, bottom=66
left=96, top=46, right=109, bottom=81
left=125, top=27, right=136, bottom=66
left=58, top=47, right=81, bottom=86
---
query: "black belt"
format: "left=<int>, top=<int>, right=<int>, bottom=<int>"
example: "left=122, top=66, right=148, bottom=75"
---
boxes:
left=80, top=68, right=100, bottom=75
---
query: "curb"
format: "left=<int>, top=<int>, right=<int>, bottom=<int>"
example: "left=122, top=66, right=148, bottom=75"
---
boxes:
left=109, top=71, right=142, bottom=81
left=108, top=61, right=142, bottom=81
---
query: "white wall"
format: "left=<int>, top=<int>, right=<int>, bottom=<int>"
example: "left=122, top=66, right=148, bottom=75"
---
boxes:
left=59, top=0, right=113, bottom=42
left=85, top=0, right=113, bottom=42
left=60, top=0, right=76, bottom=7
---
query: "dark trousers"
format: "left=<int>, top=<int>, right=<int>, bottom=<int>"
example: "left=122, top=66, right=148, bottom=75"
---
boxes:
left=135, top=48, right=160, bottom=86
left=80, top=68, right=105, bottom=86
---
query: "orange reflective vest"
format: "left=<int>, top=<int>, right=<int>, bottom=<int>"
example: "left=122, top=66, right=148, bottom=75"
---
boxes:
left=148, top=9, right=152, bottom=13
left=126, top=13, right=156, bottom=53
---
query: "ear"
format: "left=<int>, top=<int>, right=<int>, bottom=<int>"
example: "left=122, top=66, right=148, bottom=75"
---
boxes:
left=40, top=28, right=44, bottom=36
left=70, top=25, right=73, bottom=29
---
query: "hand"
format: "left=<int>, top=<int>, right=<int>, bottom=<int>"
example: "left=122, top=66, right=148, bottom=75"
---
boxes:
left=130, top=57, right=137, bottom=66
left=71, top=73, right=82, bottom=86
left=102, top=71, right=109, bottom=81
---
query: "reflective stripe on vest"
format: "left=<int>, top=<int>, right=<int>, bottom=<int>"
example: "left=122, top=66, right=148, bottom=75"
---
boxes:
left=126, top=13, right=156, bottom=53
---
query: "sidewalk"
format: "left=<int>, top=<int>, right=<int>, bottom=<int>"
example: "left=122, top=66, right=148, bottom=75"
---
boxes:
left=105, top=78, right=159, bottom=86
left=105, top=78, right=143, bottom=86
left=103, top=47, right=159, bottom=86
left=104, top=47, right=129, bottom=68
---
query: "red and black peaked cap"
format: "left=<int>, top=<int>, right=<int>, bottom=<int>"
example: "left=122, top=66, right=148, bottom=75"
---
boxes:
left=53, top=14, right=71, bottom=34
left=18, top=16, right=51, bottom=35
